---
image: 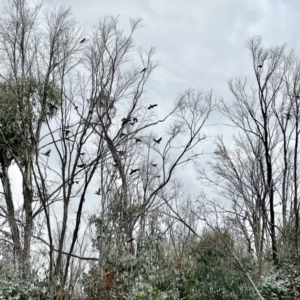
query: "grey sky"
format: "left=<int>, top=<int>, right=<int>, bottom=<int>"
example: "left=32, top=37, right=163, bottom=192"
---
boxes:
left=39, top=0, right=300, bottom=197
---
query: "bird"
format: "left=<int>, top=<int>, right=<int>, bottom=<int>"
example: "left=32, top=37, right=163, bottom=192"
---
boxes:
left=77, top=163, right=86, bottom=168
left=154, top=137, right=162, bottom=144
left=135, top=138, right=142, bottom=143
left=80, top=152, right=86, bottom=156
left=148, top=104, right=158, bottom=110
left=133, top=117, right=138, bottom=123
left=120, top=133, right=126, bottom=137
left=95, top=188, right=101, bottom=195
left=65, top=130, right=70, bottom=136
left=80, top=38, right=86, bottom=44
left=285, top=113, right=292, bottom=120
left=121, top=117, right=131, bottom=126
left=42, top=149, right=51, bottom=156
left=130, top=168, right=140, bottom=175
left=151, top=163, right=157, bottom=167
left=47, top=102, right=58, bottom=110
left=129, top=122, right=135, bottom=125
left=118, top=151, right=126, bottom=156
left=296, top=95, right=300, bottom=99
left=140, top=68, right=147, bottom=73
left=258, top=64, right=263, bottom=68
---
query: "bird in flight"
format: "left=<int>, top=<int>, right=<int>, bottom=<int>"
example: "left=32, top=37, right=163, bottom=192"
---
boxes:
left=140, top=68, right=147, bottom=73
left=135, top=138, right=142, bottom=143
left=154, top=137, right=162, bottom=144
left=151, top=163, right=157, bottom=167
left=80, top=38, right=86, bottom=44
left=42, top=149, right=51, bottom=156
left=95, top=188, right=101, bottom=195
left=130, top=169, right=140, bottom=175
left=148, top=104, right=158, bottom=110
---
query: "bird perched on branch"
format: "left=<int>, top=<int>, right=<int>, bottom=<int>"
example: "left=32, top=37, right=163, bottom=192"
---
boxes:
left=140, top=68, right=147, bottom=73
left=95, top=188, right=101, bottom=195
left=258, top=64, right=263, bottom=68
left=80, top=38, right=86, bottom=44
left=133, top=117, right=138, bottom=123
left=130, top=169, right=140, bottom=175
left=135, top=138, right=142, bottom=143
left=285, top=113, right=292, bottom=120
left=42, top=149, right=51, bottom=156
left=47, top=102, right=58, bottom=111
left=121, top=117, right=131, bottom=126
left=65, top=130, right=70, bottom=136
left=77, top=163, right=86, bottom=168
left=148, top=104, right=158, bottom=110
left=154, top=137, right=162, bottom=144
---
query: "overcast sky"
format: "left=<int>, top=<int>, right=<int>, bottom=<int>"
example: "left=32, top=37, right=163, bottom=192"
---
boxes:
left=0, top=0, right=282, bottom=213
left=38, top=0, right=300, bottom=199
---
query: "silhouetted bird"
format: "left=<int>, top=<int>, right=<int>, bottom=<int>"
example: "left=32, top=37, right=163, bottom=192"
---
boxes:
left=258, top=64, right=263, bottom=68
left=129, top=122, right=135, bottom=125
left=74, top=106, right=78, bottom=110
left=47, top=102, right=58, bottom=110
left=135, top=138, right=142, bottom=143
left=72, top=180, right=79, bottom=184
left=140, top=68, right=147, bottom=73
left=130, top=168, right=140, bottom=175
left=65, top=130, right=70, bottom=136
left=133, top=117, right=138, bottom=122
left=80, top=38, right=86, bottom=44
left=154, top=137, right=162, bottom=144
left=80, top=152, right=86, bottom=156
left=285, top=113, right=292, bottom=120
left=120, top=133, right=126, bottom=137
left=77, top=164, right=86, bottom=168
left=121, top=117, right=131, bottom=126
left=42, top=149, right=51, bottom=156
left=148, top=104, right=158, bottom=110
left=95, top=188, right=101, bottom=195
left=151, top=163, right=157, bottom=167
left=296, top=95, right=300, bottom=99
